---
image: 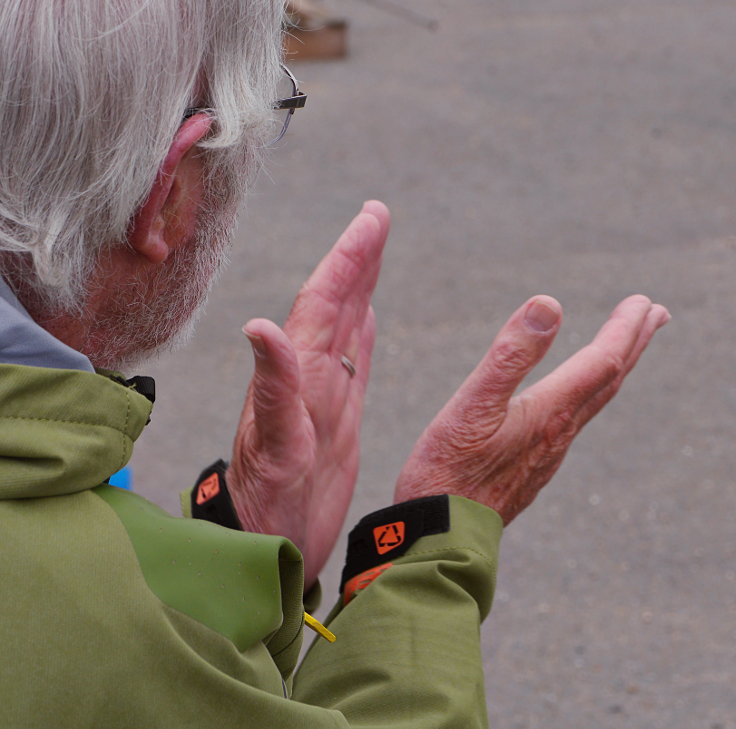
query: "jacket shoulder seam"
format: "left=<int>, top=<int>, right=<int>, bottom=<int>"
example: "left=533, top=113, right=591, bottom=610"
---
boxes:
left=0, top=413, right=130, bottom=436
left=118, top=391, right=132, bottom=472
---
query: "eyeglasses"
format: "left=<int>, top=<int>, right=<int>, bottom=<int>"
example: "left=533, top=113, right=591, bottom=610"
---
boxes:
left=271, top=64, right=307, bottom=144
left=183, top=64, right=307, bottom=146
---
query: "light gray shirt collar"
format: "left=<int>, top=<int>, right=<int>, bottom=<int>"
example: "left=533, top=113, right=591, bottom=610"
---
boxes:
left=0, top=277, right=94, bottom=372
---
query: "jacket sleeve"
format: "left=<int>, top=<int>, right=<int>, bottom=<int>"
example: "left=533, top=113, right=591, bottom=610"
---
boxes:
left=291, top=495, right=502, bottom=729
left=182, top=472, right=501, bottom=729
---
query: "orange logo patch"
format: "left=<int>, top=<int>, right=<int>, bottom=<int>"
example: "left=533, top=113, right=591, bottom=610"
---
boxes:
left=196, top=474, right=220, bottom=505
left=343, top=563, right=393, bottom=604
left=373, top=521, right=405, bottom=555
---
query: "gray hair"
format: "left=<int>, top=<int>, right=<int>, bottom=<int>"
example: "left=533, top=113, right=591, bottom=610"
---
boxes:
left=0, top=0, right=284, bottom=313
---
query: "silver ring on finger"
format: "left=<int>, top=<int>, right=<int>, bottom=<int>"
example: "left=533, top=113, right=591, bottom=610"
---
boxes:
left=340, top=355, right=357, bottom=378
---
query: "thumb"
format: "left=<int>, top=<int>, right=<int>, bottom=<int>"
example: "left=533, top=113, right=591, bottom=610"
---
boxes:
left=446, top=296, right=563, bottom=424
left=242, top=318, right=304, bottom=452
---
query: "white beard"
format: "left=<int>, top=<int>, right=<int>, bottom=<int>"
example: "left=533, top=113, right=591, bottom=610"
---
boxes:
left=88, top=143, right=255, bottom=372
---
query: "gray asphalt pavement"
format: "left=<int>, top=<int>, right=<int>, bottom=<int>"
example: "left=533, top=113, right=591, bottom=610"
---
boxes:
left=132, top=1, right=736, bottom=727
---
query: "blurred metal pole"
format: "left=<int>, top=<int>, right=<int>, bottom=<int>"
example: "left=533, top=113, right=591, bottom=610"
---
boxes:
left=353, top=0, right=438, bottom=31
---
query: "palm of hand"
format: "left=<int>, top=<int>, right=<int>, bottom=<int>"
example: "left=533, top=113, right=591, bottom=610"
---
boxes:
left=227, top=203, right=389, bottom=588
left=394, top=295, right=670, bottom=523
left=395, top=394, right=575, bottom=524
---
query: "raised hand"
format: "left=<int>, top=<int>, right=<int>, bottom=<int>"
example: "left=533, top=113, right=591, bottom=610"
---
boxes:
left=394, top=295, right=670, bottom=523
left=226, top=201, right=390, bottom=588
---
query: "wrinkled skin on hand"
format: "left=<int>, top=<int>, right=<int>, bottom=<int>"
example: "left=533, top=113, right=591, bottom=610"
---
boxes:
left=394, top=295, right=670, bottom=523
left=226, top=196, right=667, bottom=589
left=226, top=202, right=390, bottom=589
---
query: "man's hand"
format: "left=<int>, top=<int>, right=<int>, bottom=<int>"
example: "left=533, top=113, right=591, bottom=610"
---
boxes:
left=394, top=295, right=670, bottom=523
left=227, top=201, right=390, bottom=589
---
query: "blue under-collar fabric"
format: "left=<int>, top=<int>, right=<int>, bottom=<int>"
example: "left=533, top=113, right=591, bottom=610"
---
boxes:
left=0, top=277, right=94, bottom=372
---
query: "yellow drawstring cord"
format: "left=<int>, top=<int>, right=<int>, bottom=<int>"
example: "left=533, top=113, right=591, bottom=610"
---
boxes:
left=304, top=612, right=336, bottom=643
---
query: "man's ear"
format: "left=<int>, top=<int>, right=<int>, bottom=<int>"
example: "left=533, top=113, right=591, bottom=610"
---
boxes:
left=128, top=113, right=213, bottom=264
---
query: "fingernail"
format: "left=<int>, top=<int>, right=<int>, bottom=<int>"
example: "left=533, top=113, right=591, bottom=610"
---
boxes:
left=525, top=300, right=559, bottom=332
left=243, top=328, right=266, bottom=357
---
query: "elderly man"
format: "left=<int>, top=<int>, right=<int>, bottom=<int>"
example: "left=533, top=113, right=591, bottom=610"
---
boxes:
left=0, top=2, right=669, bottom=727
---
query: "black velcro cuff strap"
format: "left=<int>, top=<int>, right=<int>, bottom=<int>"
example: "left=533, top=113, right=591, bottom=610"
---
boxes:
left=190, top=460, right=242, bottom=531
left=339, top=495, right=450, bottom=593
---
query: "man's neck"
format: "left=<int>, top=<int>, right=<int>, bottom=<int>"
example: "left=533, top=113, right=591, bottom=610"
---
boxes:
left=0, top=276, right=94, bottom=372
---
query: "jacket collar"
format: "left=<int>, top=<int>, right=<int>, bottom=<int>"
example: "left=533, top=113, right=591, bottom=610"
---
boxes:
left=0, top=278, right=154, bottom=499
left=0, top=362, right=153, bottom=499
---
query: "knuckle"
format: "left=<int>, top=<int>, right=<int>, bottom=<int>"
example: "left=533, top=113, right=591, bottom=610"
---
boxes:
left=338, top=237, right=368, bottom=271
left=443, top=419, right=498, bottom=468
left=490, top=339, right=532, bottom=379
left=544, top=408, right=577, bottom=443
left=596, top=348, right=625, bottom=384
left=251, top=378, right=290, bottom=414
left=289, top=283, right=312, bottom=314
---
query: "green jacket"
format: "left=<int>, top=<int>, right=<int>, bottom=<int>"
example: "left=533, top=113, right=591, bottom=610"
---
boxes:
left=0, top=363, right=503, bottom=728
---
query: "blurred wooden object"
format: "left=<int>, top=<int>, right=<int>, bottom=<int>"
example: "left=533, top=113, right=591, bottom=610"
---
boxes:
left=284, top=0, right=348, bottom=60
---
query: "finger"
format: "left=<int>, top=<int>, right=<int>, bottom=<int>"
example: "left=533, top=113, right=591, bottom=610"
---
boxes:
left=524, top=295, right=657, bottom=425
left=338, top=267, right=381, bottom=366
left=600, top=302, right=670, bottom=384
left=285, top=202, right=390, bottom=354
left=290, top=202, right=388, bottom=316
left=304, top=202, right=387, bottom=354
left=241, top=318, right=308, bottom=453
left=352, top=305, right=377, bottom=394
left=323, top=305, right=377, bottom=426
left=443, top=295, right=563, bottom=424
left=339, top=202, right=389, bottom=361
left=620, top=304, right=670, bottom=377
left=321, top=306, right=378, bottom=443
left=361, top=199, right=391, bottom=240
left=574, top=303, right=670, bottom=427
